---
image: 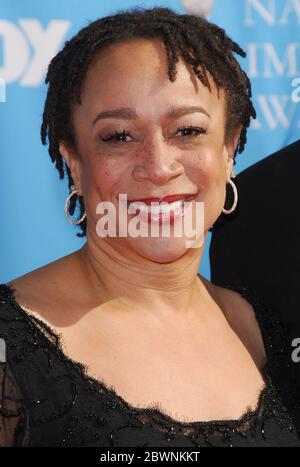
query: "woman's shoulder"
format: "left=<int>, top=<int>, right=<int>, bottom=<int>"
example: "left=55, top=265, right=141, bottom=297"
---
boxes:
left=202, top=278, right=295, bottom=374
left=205, top=279, right=277, bottom=339
left=0, top=256, right=80, bottom=364
left=200, top=276, right=269, bottom=368
left=201, top=275, right=276, bottom=328
left=0, top=250, right=83, bottom=325
left=200, top=275, right=263, bottom=322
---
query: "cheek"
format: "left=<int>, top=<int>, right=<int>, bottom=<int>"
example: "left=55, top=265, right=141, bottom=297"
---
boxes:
left=192, top=151, right=227, bottom=227
left=81, top=157, right=132, bottom=200
left=186, top=149, right=225, bottom=189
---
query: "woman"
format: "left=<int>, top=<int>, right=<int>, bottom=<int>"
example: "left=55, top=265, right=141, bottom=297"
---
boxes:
left=0, top=6, right=299, bottom=447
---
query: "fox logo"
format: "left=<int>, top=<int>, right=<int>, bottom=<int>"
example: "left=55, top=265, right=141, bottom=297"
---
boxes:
left=0, top=19, right=70, bottom=87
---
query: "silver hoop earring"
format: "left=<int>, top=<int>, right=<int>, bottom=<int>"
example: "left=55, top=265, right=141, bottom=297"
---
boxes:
left=222, top=178, right=238, bottom=215
left=64, top=185, right=87, bottom=225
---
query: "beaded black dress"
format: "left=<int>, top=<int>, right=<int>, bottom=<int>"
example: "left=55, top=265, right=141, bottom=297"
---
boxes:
left=0, top=282, right=300, bottom=447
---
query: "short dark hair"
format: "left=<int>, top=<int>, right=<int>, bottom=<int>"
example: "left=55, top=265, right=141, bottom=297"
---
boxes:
left=41, top=6, right=256, bottom=237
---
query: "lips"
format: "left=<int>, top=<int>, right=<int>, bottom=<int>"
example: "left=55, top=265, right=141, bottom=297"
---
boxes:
left=127, top=193, right=196, bottom=206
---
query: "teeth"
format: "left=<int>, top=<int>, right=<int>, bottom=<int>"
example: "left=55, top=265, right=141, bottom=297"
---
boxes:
left=159, top=200, right=183, bottom=213
left=129, top=199, right=186, bottom=214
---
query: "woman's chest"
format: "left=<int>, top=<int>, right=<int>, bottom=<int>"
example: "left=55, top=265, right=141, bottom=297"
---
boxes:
left=59, top=317, right=266, bottom=424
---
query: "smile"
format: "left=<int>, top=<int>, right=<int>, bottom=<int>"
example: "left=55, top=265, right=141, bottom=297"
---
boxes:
left=127, top=195, right=195, bottom=225
left=127, top=193, right=195, bottom=208
left=128, top=197, right=194, bottom=214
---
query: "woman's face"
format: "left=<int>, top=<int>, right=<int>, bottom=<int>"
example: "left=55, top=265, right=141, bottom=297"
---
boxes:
left=60, top=38, right=240, bottom=263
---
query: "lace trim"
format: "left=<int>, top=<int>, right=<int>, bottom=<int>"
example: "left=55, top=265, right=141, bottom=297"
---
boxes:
left=0, top=361, right=30, bottom=446
left=0, top=281, right=298, bottom=443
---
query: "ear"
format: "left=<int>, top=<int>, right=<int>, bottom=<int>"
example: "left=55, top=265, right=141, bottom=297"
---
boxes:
left=223, top=125, right=243, bottom=180
left=59, top=142, right=83, bottom=195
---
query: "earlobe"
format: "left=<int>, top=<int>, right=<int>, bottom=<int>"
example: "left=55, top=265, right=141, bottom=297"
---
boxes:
left=225, top=155, right=234, bottom=181
left=223, top=125, right=242, bottom=179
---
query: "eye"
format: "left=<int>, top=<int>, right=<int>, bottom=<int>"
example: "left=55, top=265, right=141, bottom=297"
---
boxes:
left=175, top=126, right=207, bottom=137
left=100, top=130, right=131, bottom=144
left=100, top=126, right=207, bottom=145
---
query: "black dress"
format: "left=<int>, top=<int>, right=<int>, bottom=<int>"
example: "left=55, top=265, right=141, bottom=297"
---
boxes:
left=0, top=282, right=300, bottom=447
left=210, top=140, right=300, bottom=390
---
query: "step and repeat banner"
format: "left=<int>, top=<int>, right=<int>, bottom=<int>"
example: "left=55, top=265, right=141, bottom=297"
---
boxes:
left=0, top=0, right=299, bottom=281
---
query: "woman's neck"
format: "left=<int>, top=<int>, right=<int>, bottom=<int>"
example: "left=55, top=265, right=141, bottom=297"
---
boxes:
left=76, top=236, right=211, bottom=319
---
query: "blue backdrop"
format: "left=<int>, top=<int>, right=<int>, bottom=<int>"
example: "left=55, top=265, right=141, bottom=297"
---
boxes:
left=0, top=0, right=299, bottom=282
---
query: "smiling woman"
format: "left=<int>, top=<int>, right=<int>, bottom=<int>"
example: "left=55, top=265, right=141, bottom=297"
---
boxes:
left=1, top=6, right=300, bottom=447
left=40, top=6, right=256, bottom=240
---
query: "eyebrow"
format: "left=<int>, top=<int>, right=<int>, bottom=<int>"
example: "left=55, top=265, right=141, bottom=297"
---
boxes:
left=92, top=105, right=210, bottom=126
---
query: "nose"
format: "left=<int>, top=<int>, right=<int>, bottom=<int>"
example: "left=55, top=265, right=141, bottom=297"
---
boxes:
left=132, top=138, right=184, bottom=185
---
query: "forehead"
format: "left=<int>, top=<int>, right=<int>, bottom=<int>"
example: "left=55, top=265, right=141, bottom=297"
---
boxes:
left=75, top=38, right=226, bottom=123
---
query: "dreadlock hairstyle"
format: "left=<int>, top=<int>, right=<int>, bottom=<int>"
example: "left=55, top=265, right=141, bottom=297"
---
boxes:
left=41, top=6, right=256, bottom=237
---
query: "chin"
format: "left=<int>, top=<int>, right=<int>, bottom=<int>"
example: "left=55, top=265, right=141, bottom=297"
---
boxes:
left=128, top=236, right=196, bottom=263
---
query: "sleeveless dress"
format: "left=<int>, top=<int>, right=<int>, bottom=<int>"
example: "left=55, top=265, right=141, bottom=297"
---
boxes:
left=0, top=282, right=300, bottom=447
